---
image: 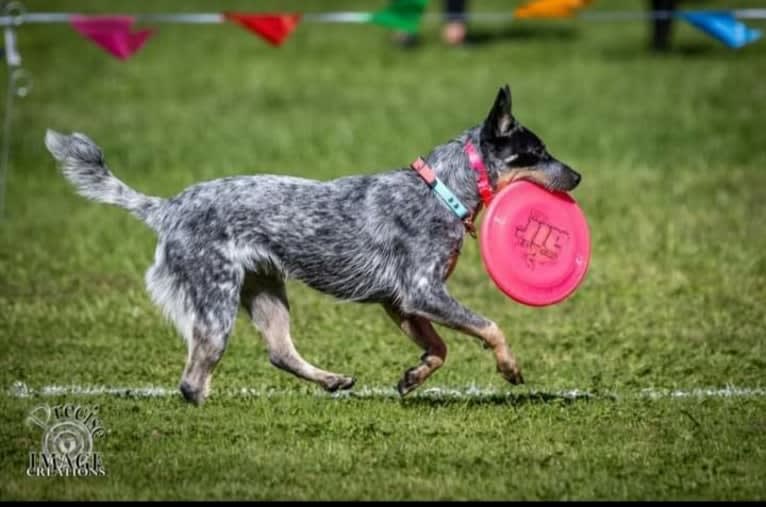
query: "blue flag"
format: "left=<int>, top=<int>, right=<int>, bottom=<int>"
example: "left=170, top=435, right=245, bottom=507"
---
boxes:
left=682, top=11, right=761, bottom=49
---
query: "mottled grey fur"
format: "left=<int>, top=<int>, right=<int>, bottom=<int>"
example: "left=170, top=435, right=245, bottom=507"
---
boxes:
left=45, top=85, right=581, bottom=404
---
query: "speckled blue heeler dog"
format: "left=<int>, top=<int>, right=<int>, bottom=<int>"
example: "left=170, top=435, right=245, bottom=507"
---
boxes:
left=45, top=85, right=581, bottom=405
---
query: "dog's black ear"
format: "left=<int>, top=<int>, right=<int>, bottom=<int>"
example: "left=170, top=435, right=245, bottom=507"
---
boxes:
left=482, top=85, right=514, bottom=139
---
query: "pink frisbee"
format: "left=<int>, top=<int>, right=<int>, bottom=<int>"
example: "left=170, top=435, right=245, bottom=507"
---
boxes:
left=479, top=181, right=591, bottom=307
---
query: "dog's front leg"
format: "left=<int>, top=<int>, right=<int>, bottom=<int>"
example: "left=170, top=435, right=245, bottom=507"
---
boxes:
left=384, top=305, right=447, bottom=396
left=403, top=284, right=524, bottom=385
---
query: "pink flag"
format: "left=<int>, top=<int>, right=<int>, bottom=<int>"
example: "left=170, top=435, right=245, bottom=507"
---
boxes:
left=70, top=15, right=153, bottom=61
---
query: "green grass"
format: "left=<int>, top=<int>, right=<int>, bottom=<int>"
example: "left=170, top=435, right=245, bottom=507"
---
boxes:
left=2, top=0, right=766, bottom=500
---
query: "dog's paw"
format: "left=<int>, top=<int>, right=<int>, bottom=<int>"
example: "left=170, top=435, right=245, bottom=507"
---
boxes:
left=322, top=375, right=356, bottom=392
left=396, top=367, right=422, bottom=397
left=498, top=363, right=525, bottom=385
left=179, top=382, right=206, bottom=406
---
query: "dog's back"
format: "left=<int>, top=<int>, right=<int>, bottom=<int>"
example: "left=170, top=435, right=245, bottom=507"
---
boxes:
left=154, top=169, right=463, bottom=303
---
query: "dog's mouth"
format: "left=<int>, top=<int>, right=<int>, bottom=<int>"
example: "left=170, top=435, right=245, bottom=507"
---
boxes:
left=545, top=173, right=581, bottom=193
left=501, top=169, right=580, bottom=193
left=500, top=170, right=557, bottom=192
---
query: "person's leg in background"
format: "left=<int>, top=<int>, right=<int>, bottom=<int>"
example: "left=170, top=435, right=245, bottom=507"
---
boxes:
left=443, top=0, right=468, bottom=46
left=650, top=0, right=678, bottom=51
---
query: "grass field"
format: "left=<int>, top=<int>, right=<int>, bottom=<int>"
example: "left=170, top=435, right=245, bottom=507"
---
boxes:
left=1, top=0, right=766, bottom=500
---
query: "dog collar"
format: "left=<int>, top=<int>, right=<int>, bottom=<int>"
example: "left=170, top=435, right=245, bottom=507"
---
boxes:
left=410, top=157, right=470, bottom=220
left=464, top=140, right=494, bottom=207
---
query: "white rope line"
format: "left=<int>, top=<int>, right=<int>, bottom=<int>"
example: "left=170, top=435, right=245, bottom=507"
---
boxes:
left=1, top=9, right=766, bottom=27
left=6, top=381, right=766, bottom=401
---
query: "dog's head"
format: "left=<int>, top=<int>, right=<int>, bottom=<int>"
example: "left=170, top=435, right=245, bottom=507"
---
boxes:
left=478, top=85, right=581, bottom=192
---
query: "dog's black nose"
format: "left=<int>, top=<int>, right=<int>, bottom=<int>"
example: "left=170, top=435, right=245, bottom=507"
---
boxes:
left=570, top=171, right=581, bottom=189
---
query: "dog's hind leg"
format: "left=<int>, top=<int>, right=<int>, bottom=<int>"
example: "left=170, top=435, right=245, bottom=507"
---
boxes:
left=384, top=305, right=447, bottom=396
left=242, top=274, right=355, bottom=392
left=180, top=324, right=232, bottom=405
left=146, top=240, right=242, bottom=405
left=403, top=283, right=524, bottom=386
left=177, top=279, right=241, bottom=405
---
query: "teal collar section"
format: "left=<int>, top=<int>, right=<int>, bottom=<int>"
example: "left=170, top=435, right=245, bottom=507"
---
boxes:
left=410, top=157, right=470, bottom=220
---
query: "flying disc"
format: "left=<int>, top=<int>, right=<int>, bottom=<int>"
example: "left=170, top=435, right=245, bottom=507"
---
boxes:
left=479, top=181, right=590, bottom=307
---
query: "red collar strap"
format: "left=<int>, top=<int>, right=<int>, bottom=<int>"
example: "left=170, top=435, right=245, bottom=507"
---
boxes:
left=464, top=140, right=494, bottom=207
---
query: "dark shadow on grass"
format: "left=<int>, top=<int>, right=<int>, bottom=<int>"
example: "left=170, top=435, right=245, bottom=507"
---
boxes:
left=399, top=390, right=613, bottom=408
left=674, top=42, right=720, bottom=57
left=333, top=389, right=616, bottom=407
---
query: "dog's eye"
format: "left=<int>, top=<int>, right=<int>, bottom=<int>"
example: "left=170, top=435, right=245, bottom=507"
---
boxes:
left=508, top=153, right=538, bottom=167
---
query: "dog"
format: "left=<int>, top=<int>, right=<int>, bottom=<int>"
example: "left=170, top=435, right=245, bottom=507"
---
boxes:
left=45, top=85, right=581, bottom=404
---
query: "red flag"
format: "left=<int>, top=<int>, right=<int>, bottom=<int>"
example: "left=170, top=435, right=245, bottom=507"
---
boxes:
left=70, top=15, right=153, bottom=60
left=224, top=13, right=301, bottom=47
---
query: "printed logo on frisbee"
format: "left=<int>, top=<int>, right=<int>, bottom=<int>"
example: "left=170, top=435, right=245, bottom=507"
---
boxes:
left=25, top=403, right=107, bottom=477
left=515, top=210, right=569, bottom=270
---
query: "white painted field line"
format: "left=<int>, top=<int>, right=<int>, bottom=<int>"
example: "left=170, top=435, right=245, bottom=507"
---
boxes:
left=6, top=381, right=766, bottom=401
left=639, top=386, right=766, bottom=400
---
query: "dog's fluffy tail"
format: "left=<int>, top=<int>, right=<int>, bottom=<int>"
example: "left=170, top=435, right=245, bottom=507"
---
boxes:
left=45, top=130, right=165, bottom=231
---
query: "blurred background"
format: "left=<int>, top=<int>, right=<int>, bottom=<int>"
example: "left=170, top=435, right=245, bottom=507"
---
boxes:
left=1, top=0, right=765, bottom=500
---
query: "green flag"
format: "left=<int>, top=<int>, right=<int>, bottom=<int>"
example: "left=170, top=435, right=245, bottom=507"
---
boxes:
left=369, top=0, right=428, bottom=34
